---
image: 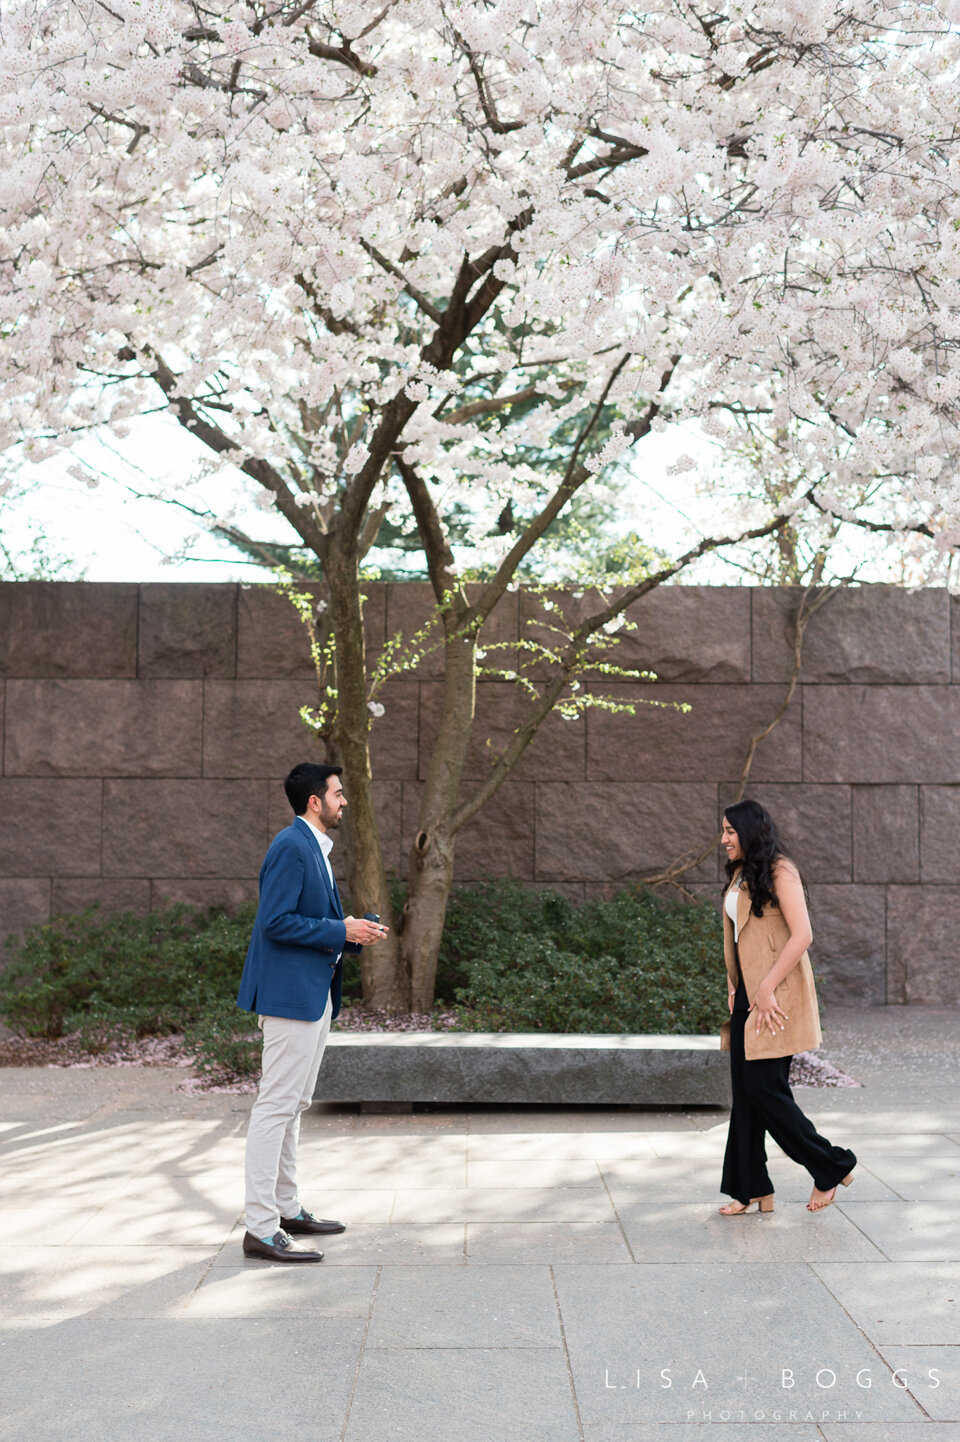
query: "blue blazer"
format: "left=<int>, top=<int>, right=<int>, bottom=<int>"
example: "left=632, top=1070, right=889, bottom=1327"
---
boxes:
left=236, top=817, right=361, bottom=1022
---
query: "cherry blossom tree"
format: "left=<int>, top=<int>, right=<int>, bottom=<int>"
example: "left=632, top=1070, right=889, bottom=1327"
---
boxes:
left=2, top=0, right=959, bottom=1007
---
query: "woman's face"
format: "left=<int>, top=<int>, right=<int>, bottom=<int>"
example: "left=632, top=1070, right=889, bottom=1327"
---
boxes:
left=721, top=816, right=743, bottom=863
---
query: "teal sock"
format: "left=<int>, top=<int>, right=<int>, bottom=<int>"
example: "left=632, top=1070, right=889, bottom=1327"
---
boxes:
left=261, top=1234, right=276, bottom=1243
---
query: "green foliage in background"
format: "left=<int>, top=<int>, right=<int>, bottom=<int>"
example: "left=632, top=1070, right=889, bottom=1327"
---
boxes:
left=438, top=880, right=726, bottom=1033
left=0, top=881, right=726, bottom=1081
left=0, top=904, right=261, bottom=1078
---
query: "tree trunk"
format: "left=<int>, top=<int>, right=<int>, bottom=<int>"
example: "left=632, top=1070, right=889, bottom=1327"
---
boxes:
left=400, top=618, right=476, bottom=1012
left=325, top=541, right=408, bottom=1010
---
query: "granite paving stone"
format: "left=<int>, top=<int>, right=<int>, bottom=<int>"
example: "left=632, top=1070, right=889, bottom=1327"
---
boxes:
left=365, top=1264, right=561, bottom=1348
left=282, top=1187, right=397, bottom=1224
left=834, top=1202, right=960, bottom=1261
left=616, top=1202, right=885, bottom=1263
left=799, top=1105, right=960, bottom=1135
left=639, top=1131, right=730, bottom=1160
left=2, top=1010, right=958, bottom=1441
left=465, top=1131, right=659, bottom=1161
left=600, top=1158, right=899, bottom=1204
left=0, top=1321, right=360, bottom=1442
left=813, top=1263, right=960, bottom=1345
left=0, top=1206, right=103, bottom=1245
left=185, top=1264, right=378, bottom=1319
left=822, top=1428, right=960, bottom=1441
left=343, top=1348, right=580, bottom=1442
left=389, top=1186, right=616, bottom=1223
left=553, top=1262, right=925, bottom=1426
left=465, top=1157, right=604, bottom=1188
left=463, top=1110, right=702, bottom=1134
left=875, top=1348, right=960, bottom=1421
left=465, top=1221, right=631, bottom=1264
left=68, top=1201, right=242, bottom=1247
left=0, top=1246, right=220, bottom=1325
left=857, top=1136, right=960, bottom=1158
left=850, top=1156, right=960, bottom=1202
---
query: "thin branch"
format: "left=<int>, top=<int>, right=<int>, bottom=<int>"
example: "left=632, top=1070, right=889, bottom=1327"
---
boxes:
left=468, top=354, right=675, bottom=629
left=395, top=456, right=459, bottom=603
left=452, top=510, right=791, bottom=832
left=294, top=271, right=361, bottom=336
left=87, top=104, right=150, bottom=154
left=359, top=240, right=444, bottom=324
left=439, top=383, right=553, bottom=425
left=306, top=35, right=378, bottom=77
left=140, top=347, right=328, bottom=555
left=460, top=44, right=524, bottom=134
left=804, top=485, right=943, bottom=543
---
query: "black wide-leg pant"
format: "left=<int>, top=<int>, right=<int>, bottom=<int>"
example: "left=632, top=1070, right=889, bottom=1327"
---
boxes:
left=721, top=981, right=856, bottom=1205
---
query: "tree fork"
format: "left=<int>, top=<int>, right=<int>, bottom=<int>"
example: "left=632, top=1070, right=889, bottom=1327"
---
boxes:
left=324, top=543, right=406, bottom=1010
left=400, top=620, right=478, bottom=1012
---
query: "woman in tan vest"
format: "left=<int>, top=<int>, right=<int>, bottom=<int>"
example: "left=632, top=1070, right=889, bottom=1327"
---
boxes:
left=718, top=799, right=856, bottom=1215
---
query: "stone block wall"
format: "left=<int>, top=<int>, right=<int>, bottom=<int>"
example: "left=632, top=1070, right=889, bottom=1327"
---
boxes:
left=0, top=580, right=957, bottom=1006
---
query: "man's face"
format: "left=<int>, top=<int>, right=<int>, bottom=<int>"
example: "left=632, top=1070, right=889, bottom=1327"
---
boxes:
left=315, top=776, right=346, bottom=829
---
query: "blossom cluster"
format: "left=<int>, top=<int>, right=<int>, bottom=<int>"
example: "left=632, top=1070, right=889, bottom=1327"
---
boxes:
left=1, top=0, right=958, bottom=560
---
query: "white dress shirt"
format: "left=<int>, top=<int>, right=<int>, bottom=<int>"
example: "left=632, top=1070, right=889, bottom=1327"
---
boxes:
left=301, top=816, right=336, bottom=893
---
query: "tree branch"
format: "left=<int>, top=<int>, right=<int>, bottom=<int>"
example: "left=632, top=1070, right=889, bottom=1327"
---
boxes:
left=294, top=271, right=361, bottom=335
left=803, top=485, right=945, bottom=543
left=468, top=354, right=676, bottom=629
left=359, top=240, right=444, bottom=324
left=394, top=456, right=459, bottom=604
left=452, top=511, right=792, bottom=833
left=439, top=383, right=551, bottom=425
left=141, top=348, right=328, bottom=555
left=306, top=35, right=377, bottom=77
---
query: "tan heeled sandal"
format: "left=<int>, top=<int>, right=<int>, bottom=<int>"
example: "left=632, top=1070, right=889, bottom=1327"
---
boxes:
left=719, top=1194, right=774, bottom=1216
left=807, top=1173, right=854, bottom=1212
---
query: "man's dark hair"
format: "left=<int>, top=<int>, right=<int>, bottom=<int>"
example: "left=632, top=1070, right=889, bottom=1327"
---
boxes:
left=284, top=762, right=342, bottom=816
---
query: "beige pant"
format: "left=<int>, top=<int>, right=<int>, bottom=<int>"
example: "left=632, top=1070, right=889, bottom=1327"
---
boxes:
left=244, top=997, right=332, bottom=1237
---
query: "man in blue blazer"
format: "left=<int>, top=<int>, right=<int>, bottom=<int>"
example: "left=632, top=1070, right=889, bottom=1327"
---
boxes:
left=238, top=761, right=387, bottom=1262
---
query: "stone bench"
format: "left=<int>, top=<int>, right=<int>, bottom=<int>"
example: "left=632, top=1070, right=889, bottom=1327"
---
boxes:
left=317, top=1031, right=731, bottom=1107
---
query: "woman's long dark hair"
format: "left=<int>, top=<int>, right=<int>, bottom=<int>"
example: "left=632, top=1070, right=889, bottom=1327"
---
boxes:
left=723, top=799, right=792, bottom=917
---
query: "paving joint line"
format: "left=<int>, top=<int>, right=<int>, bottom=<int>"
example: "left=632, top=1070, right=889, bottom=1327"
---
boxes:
left=805, top=1259, right=936, bottom=1424
left=595, top=1160, right=638, bottom=1264
left=338, top=1261, right=382, bottom=1442
left=550, top=1263, right=586, bottom=1442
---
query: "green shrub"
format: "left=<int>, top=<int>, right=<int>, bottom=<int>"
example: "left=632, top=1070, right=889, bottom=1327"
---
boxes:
left=442, top=880, right=726, bottom=1034
left=0, top=882, right=727, bottom=1073
left=0, top=903, right=260, bottom=1076
left=182, top=997, right=261, bottom=1080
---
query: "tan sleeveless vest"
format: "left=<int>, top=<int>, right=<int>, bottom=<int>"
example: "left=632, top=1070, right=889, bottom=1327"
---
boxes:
left=720, top=879, right=822, bottom=1061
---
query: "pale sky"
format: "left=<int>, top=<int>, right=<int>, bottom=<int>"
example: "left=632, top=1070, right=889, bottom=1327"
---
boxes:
left=6, top=412, right=902, bottom=586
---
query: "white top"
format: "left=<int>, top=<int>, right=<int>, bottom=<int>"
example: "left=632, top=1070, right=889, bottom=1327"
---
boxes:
left=301, top=816, right=336, bottom=891
left=724, top=875, right=742, bottom=942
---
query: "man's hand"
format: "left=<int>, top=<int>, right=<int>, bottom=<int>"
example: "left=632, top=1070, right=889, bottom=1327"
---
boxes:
left=344, top=915, right=389, bottom=945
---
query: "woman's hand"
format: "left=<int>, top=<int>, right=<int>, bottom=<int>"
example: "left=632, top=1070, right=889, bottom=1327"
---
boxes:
left=749, top=982, right=788, bottom=1038
left=727, top=985, right=736, bottom=1015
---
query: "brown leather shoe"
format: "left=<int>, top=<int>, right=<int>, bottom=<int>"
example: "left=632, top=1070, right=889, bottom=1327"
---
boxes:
left=280, top=1209, right=346, bottom=1236
left=242, top=1229, right=323, bottom=1262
